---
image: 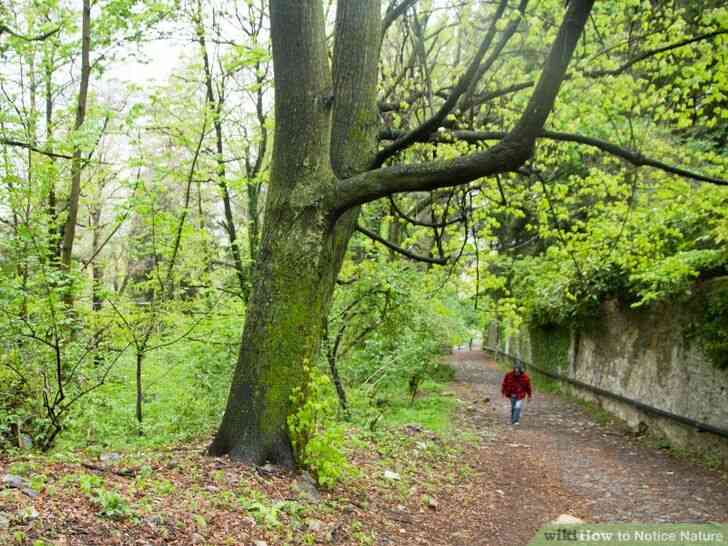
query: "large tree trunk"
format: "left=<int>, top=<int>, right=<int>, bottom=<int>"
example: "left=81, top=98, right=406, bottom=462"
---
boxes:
left=207, top=210, right=340, bottom=464
left=208, top=0, right=381, bottom=465
left=208, top=0, right=338, bottom=465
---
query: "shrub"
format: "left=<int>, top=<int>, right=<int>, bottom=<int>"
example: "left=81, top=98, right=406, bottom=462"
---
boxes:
left=288, top=365, right=352, bottom=488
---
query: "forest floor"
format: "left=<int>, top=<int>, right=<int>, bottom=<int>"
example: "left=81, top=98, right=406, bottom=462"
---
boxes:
left=1, top=350, right=727, bottom=546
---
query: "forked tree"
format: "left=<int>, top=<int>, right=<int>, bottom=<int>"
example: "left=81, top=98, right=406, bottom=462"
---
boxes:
left=208, top=0, right=726, bottom=465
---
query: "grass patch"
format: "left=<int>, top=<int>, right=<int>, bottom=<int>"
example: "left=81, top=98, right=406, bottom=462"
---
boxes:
left=380, top=387, right=457, bottom=433
left=349, top=365, right=459, bottom=435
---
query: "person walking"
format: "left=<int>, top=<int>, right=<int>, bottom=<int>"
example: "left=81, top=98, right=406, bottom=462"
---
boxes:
left=501, top=363, right=532, bottom=425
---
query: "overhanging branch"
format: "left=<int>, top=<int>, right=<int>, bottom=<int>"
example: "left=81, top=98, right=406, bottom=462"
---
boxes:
left=335, top=0, right=595, bottom=213
left=0, top=24, right=61, bottom=42
left=1, top=138, right=74, bottom=160
left=381, top=128, right=728, bottom=187
left=355, top=224, right=448, bottom=265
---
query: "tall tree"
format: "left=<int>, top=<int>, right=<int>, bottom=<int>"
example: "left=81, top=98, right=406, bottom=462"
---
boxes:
left=208, top=0, right=596, bottom=464
left=59, top=0, right=91, bottom=273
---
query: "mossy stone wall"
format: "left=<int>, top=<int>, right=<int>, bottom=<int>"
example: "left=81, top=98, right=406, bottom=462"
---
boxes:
left=505, top=280, right=728, bottom=467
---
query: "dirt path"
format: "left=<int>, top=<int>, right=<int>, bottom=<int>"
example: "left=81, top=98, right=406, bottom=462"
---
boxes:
left=426, top=349, right=728, bottom=545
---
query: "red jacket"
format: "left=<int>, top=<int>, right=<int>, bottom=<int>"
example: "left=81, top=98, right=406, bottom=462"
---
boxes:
left=501, top=371, right=532, bottom=400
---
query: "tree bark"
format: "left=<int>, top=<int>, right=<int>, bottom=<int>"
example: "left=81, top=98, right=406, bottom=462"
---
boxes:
left=208, top=0, right=337, bottom=465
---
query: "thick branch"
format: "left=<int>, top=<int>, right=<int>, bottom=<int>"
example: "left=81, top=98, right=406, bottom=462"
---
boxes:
left=355, top=225, right=447, bottom=265
left=335, top=0, right=595, bottom=212
left=543, top=130, right=728, bottom=186
left=385, top=128, right=728, bottom=187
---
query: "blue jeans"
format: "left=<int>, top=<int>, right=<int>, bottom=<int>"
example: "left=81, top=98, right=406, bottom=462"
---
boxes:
left=510, top=396, right=523, bottom=424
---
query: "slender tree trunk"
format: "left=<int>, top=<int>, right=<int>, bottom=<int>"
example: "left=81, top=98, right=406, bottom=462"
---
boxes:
left=45, top=57, right=60, bottom=262
left=214, top=105, right=247, bottom=298
left=327, top=352, right=349, bottom=415
left=246, top=181, right=260, bottom=266
left=90, top=206, right=105, bottom=366
left=60, top=0, right=91, bottom=273
left=193, top=0, right=247, bottom=299
left=136, top=350, right=144, bottom=435
left=90, top=208, right=103, bottom=312
left=323, top=320, right=350, bottom=414
left=246, top=62, right=268, bottom=269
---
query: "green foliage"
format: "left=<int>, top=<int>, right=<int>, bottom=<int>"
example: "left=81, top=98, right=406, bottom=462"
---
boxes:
left=237, top=491, right=304, bottom=529
left=374, top=380, right=457, bottom=434
left=630, top=249, right=727, bottom=307
left=528, top=324, right=571, bottom=391
left=288, top=365, right=352, bottom=488
left=2, top=0, right=728, bottom=469
left=478, top=158, right=728, bottom=368
left=689, top=279, right=728, bottom=369
left=57, top=298, right=241, bottom=451
left=74, top=473, right=133, bottom=519
left=92, top=488, right=134, bottom=519
left=329, top=259, right=467, bottom=403
left=77, top=473, right=104, bottom=494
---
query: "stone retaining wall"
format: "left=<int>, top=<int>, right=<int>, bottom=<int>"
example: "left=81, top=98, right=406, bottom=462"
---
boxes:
left=488, top=278, right=728, bottom=466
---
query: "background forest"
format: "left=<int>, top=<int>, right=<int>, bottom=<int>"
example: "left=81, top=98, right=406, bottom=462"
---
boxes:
left=1, top=0, right=727, bottom=484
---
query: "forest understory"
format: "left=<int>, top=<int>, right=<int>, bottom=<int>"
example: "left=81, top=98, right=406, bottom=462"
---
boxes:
left=2, top=350, right=726, bottom=546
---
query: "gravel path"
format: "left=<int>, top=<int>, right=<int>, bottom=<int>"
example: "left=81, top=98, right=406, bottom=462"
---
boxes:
left=433, top=349, right=728, bottom=545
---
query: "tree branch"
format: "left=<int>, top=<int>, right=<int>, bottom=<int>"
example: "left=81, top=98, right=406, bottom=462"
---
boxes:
left=0, top=138, right=74, bottom=160
left=386, top=128, right=728, bottom=187
left=388, top=195, right=464, bottom=228
left=0, top=24, right=60, bottom=42
left=382, top=0, right=419, bottom=40
left=460, top=0, right=529, bottom=111
left=335, top=0, right=595, bottom=212
left=405, top=27, right=728, bottom=132
left=355, top=224, right=448, bottom=265
left=585, top=29, right=728, bottom=78
left=460, top=81, right=536, bottom=111
left=453, top=131, right=728, bottom=186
